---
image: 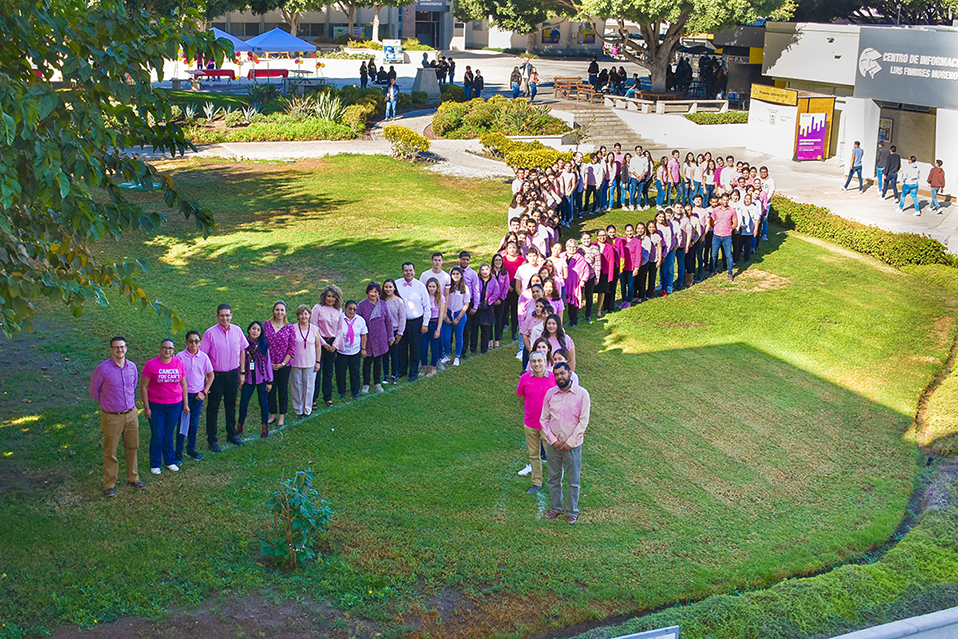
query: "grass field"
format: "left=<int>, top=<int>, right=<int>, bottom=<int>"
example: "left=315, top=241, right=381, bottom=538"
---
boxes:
left=0, top=155, right=954, bottom=638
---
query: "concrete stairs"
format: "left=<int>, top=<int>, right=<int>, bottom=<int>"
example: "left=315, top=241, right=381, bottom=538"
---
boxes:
left=553, top=101, right=657, bottom=153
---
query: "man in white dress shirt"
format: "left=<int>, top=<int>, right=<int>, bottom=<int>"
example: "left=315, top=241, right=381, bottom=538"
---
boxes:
left=398, top=262, right=430, bottom=382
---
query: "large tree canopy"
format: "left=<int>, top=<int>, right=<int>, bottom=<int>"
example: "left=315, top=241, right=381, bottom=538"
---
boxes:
left=0, top=0, right=226, bottom=336
left=457, top=0, right=793, bottom=91
left=793, top=0, right=956, bottom=24
left=249, top=0, right=336, bottom=37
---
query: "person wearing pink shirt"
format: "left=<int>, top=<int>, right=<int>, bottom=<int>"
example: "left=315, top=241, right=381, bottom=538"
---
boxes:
left=516, top=351, right=556, bottom=494
left=175, top=331, right=214, bottom=464
left=710, top=193, right=738, bottom=281
left=291, top=305, right=323, bottom=416
left=617, top=224, right=636, bottom=308
left=311, top=285, right=344, bottom=408
left=667, top=150, right=682, bottom=206
left=632, top=222, right=654, bottom=303
left=263, top=302, right=295, bottom=428
left=89, top=336, right=143, bottom=496
left=200, top=304, right=249, bottom=452
left=141, top=339, right=188, bottom=475
left=541, top=363, right=591, bottom=524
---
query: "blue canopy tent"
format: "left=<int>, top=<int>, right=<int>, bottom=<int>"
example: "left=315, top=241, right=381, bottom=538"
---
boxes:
left=209, top=26, right=253, bottom=52
left=245, top=28, right=316, bottom=54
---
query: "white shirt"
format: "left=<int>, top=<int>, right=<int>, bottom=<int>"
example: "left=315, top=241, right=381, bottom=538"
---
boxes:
left=760, top=176, right=776, bottom=199
left=630, top=155, right=650, bottom=180
left=737, top=202, right=761, bottom=235
left=512, top=178, right=523, bottom=194
left=447, top=286, right=471, bottom=315
left=693, top=162, right=705, bottom=183
left=901, top=162, right=921, bottom=185
left=338, top=315, right=368, bottom=356
left=399, top=277, right=430, bottom=320
left=420, top=268, right=450, bottom=292
left=515, top=262, right=539, bottom=292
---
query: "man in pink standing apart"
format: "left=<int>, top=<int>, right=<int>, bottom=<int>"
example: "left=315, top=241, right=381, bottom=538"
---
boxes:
left=541, top=363, right=591, bottom=524
left=515, top=351, right=556, bottom=494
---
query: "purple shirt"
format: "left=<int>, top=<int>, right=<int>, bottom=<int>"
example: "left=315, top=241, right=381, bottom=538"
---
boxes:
left=200, top=323, right=249, bottom=372
left=461, top=266, right=481, bottom=307
left=175, top=349, right=213, bottom=393
left=263, top=321, right=296, bottom=367
left=244, top=344, right=274, bottom=386
left=89, top=358, right=138, bottom=412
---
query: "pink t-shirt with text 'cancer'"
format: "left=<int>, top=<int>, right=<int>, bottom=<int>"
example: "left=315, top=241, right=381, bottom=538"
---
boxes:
left=142, top=356, right=186, bottom=405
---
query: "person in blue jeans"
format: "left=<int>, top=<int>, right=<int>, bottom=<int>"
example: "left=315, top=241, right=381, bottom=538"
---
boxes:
left=653, top=211, right=676, bottom=295
left=709, top=193, right=738, bottom=281
left=175, top=331, right=213, bottom=463
left=899, top=155, right=922, bottom=215
left=141, top=339, right=188, bottom=474
left=385, top=77, right=399, bottom=120
left=875, top=140, right=889, bottom=194
left=843, top=140, right=864, bottom=192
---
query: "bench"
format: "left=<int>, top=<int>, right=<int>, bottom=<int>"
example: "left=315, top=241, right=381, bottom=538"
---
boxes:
left=603, top=94, right=656, bottom=113
left=654, top=99, right=729, bottom=114
left=553, top=76, right=581, bottom=99
left=316, top=43, right=342, bottom=54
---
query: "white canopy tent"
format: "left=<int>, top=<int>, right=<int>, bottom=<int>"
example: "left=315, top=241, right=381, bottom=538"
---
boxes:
left=245, top=28, right=316, bottom=54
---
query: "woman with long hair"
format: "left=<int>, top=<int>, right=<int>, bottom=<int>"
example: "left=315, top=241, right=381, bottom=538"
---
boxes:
left=263, top=301, right=295, bottom=428
left=442, top=267, right=471, bottom=366
left=357, top=282, right=392, bottom=394
left=311, top=285, right=343, bottom=409
left=475, top=262, right=500, bottom=355
left=655, top=156, right=669, bottom=207
left=542, top=313, right=575, bottom=371
left=381, top=278, right=405, bottom=384
left=420, top=278, right=445, bottom=377
left=238, top=321, right=274, bottom=439
left=490, top=254, right=509, bottom=348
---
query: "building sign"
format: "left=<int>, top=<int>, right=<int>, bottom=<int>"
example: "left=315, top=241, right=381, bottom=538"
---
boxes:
left=415, top=0, right=449, bottom=11
left=878, top=117, right=893, bottom=143
left=575, top=23, right=596, bottom=44
left=854, top=27, right=958, bottom=109
left=750, top=84, right=798, bottom=106
left=541, top=24, right=561, bottom=44
left=383, top=39, right=403, bottom=62
left=796, top=112, right=827, bottom=161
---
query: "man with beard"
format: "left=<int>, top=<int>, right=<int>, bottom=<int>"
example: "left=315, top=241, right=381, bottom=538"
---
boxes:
left=540, top=363, right=591, bottom=524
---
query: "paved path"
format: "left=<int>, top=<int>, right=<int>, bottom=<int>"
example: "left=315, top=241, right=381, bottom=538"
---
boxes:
left=139, top=95, right=957, bottom=251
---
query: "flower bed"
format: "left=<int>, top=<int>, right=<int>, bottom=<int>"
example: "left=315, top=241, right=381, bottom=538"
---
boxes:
left=430, top=95, right=571, bottom=140
left=684, top=111, right=749, bottom=125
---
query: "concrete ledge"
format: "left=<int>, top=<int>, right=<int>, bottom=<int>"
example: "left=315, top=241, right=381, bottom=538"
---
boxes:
left=829, top=606, right=958, bottom=639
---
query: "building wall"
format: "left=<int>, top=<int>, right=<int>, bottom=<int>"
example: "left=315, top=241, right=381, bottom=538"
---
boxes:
left=763, top=23, right=859, bottom=88
left=487, top=18, right=605, bottom=54
left=746, top=99, right=799, bottom=158
left=936, top=109, right=958, bottom=198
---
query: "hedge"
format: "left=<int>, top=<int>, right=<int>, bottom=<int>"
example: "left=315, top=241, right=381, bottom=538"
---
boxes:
left=770, top=196, right=951, bottom=269
left=684, top=111, right=749, bottom=125
left=479, top=133, right=572, bottom=169
left=431, top=95, right=569, bottom=139
left=574, top=506, right=958, bottom=639
left=185, top=119, right=356, bottom=143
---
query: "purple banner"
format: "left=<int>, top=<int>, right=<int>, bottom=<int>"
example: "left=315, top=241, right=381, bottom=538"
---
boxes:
left=796, top=112, right=827, bottom=161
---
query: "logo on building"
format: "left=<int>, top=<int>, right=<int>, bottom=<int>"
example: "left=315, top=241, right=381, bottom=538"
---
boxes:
left=858, top=47, right=882, bottom=78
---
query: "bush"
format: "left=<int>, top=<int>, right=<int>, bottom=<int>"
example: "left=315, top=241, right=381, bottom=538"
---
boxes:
left=769, top=196, right=951, bottom=269
left=480, top=131, right=518, bottom=158
left=186, top=118, right=356, bottom=143
left=346, top=39, right=383, bottom=50
left=342, top=102, right=376, bottom=134
left=684, top=110, right=750, bottom=125
left=320, top=52, right=369, bottom=59
left=411, top=90, right=429, bottom=107
left=504, top=145, right=573, bottom=170
left=223, top=109, right=245, bottom=128
left=402, top=38, right=433, bottom=51
left=397, top=92, right=412, bottom=112
left=430, top=96, right=569, bottom=139
left=167, top=104, right=183, bottom=122
left=440, top=83, right=465, bottom=103
left=261, top=470, right=333, bottom=570
left=382, top=125, right=430, bottom=160
left=247, top=83, right=281, bottom=105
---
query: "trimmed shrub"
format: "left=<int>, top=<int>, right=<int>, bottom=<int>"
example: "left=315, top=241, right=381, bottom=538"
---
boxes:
left=684, top=110, right=749, bottom=125
left=346, top=39, right=383, bottom=50
left=382, top=125, right=430, bottom=160
left=431, top=109, right=462, bottom=137
left=769, top=196, right=951, bottom=269
left=504, top=146, right=573, bottom=170
left=341, top=102, right=376, bottom=134
left=431, top=95, right=569, bottom=139
left=440, top=83, right=465, bottom=103
left=402, top=38, right=433, bottom=51
left=397, top=92, right=412, bottom=112
left=411, top=90, right=429, bottom=107
left=186, top=119, right=356, bottom=143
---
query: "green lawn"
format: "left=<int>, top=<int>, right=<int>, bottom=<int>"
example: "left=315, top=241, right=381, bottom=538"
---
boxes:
left=0, top=155, right=952, bottom=638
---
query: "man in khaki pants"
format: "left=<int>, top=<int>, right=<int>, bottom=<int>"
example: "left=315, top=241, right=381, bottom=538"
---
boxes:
left=89, top=336, right=145, bottom=497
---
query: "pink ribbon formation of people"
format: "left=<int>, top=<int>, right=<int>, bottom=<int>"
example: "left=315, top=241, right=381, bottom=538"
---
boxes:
left=89, top=144, right=774, bottom=522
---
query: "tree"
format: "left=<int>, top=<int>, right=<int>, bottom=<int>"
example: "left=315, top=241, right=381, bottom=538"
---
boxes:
left=369, top=0, right=409, bottom=41
left=793, top=0, right=956, bottom=24
left=336, top=0, right=363, bottom=37
left=125, top=0, right=252, bottom=27
left=0, top=0, right=227, bottom=336
left=249, top=0, right=335, bottom=37
left=457, top=0, right=794, bottom=92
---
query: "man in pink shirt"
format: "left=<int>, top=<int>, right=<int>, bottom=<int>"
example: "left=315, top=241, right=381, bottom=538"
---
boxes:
left=667, top=149, right=682, bottom=206
left=515, top=351, right=556, bottom=493
left=709, top=193, right=738, bottom=281
left=200, top=304, right=249, bottom=452
left=541, top=363, right=591, bottom=524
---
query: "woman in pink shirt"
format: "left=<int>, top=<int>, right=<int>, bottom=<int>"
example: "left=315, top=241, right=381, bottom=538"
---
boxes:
left=381, top=279, right=405, bottom=385
left=420, top=278, right=446, bottom=377
left=291, top=305, right=322, bottom=417
left=542, top=314, right=575, bottom=371
left=442, top=268, right=471, bottom=367
left=141, top=339, right=188, bottom=474
left=542, top=278, right=564, bottom=323
left=490, top=254, right=510, bottom=349
left=311, top=285, right=344, bottom=408
left=564, top=239, right=588, bottom=328
left=476, top=262, right=501, bottom=355
left=263, top=301, right=295, bottom=428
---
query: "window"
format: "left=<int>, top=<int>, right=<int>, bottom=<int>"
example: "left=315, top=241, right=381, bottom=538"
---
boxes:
left=243, top=23, right=261, bottom=37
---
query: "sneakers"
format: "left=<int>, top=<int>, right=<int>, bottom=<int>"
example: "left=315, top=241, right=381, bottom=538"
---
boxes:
left=544, top=509, right=563, bottom=519
left=360, top=385, right=370, bottom=394
left=150, top=467, right=161, bottom=475
left=440, top=356, right=451, bottom=364
left=618, top=301, right=631, bottom=309
left=374, top=383, right=385, bottom=393
left=453, top=357, right=460, bottom=366
left=913, top=211, right=921, bottom=216
left=517, top=464, right=532, bottom=476
left=186, top=449, right=203, bottom=460
left=165, top=464, right=179, bottom=472
left=761, top=234, right=768, bottom=241
left=515, top=350, right=523, bottom=360
left=527, top=485, right=542, bottom=494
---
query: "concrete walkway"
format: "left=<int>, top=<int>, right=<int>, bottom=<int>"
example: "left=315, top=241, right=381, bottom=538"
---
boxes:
left=139, top=101, right=956, bottom=251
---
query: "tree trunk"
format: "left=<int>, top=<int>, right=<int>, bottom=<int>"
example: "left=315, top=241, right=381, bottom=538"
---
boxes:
left=525, top=32, right=535, bottom=54
left=282, top=8, right=301, bottom=37
left=648, top=52, right=671, bottom=93
left=347, top=5, right=355, bottom=37
left=372, top=5, right=383, bottom=42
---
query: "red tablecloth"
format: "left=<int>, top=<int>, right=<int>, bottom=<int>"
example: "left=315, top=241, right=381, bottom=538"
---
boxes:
left=247, top=69, right=289, bottom=80
left=199, top=69, right=236, bottom=80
